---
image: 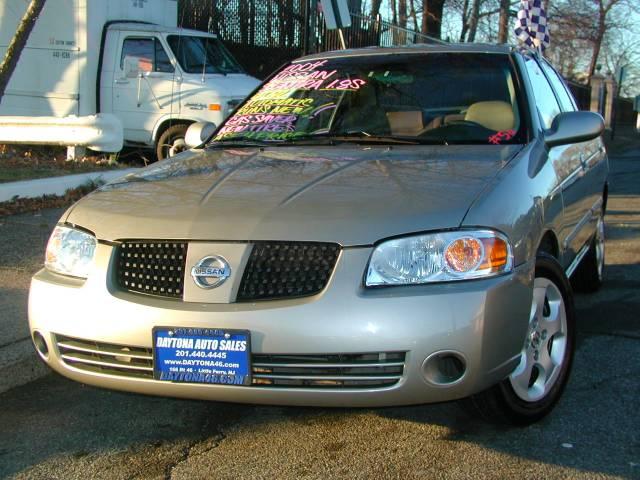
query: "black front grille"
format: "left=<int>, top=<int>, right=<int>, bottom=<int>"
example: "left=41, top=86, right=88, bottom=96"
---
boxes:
left=115, top=241, right=187, bottom=299
left=237, top=242, right=341, bottom=301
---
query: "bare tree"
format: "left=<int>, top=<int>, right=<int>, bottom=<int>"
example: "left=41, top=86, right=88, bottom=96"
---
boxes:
left=399, top=0, right=408, bottom=28
left=601, top=32, right=640, bottom=97
left=497, top=0, right=510, bottom=42
left=586, top=0, right=628, bottom=78
left=546, top=1, right=594, bottom=79
left=422, top=0, right=446, bottom=38
left=457, top=0, right=470, bottom=40
left=370, top=0, right=383, bottom=17
left=466, top=0, right=482, bottom=41
left=0, top=0, right=47, bottom=104
left=456, top=0, right=505, bottom=42
left=545, top=0, right=636, bottom=81
left=409, top=0, right=420, bottom=31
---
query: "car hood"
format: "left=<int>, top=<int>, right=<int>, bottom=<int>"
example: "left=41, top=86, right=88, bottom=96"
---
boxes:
left=66, top=144, right=522, bottom=246
left=182, top=74, right=261, bottom=99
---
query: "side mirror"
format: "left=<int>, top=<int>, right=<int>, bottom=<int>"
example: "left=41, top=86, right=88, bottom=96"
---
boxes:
left=185, top=122, right=217, bottom=149
left=545, top=111, right=604, bottom=148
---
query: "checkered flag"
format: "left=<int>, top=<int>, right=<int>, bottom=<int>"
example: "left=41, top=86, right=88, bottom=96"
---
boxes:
left=514, top=0, right=550, bottom=52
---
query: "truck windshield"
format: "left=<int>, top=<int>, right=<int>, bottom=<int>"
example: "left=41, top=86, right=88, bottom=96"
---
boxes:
left=167, top=35, right=244, bottom=74
left=212, top=53, right=527, bottom=146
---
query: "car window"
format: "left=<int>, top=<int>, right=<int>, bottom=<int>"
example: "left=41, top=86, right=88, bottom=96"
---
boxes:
left=121, top=37, right=174, bottom=73
left=523, top=56, right=561, bottom=129
left=539, top=60, right=576, bottom=112
left=213, top=53, right=527, bottom=146
left=167, top=36, right=244, bottom=74
left=154, top=40, right=174, bottom=73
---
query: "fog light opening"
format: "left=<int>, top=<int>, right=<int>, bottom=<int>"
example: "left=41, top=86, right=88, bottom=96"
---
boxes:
left=32, top=331, right=49, bottom=360
left=422, top=351, right=466, bottom=386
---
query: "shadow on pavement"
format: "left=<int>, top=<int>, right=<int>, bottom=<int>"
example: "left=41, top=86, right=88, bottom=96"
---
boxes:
left=0, top=374, right=251, bottom=478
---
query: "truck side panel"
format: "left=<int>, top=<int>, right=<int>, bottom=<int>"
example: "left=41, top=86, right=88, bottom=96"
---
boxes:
left=0, top=0, right=81, bottom=116
left=102, top=0, right=177, bottom=28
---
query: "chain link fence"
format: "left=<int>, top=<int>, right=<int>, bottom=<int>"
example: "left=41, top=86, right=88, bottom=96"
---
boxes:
left=178, top=0, right=441, bottom=79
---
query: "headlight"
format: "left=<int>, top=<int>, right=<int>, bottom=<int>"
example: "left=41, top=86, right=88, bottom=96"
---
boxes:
left=365, top=230, right=513, bottom=287
left=45, top=225, right=97, bottom=279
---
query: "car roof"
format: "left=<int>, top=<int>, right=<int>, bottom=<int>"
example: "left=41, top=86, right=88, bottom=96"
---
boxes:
left=107, top=22, right=218, bottom=38
left=294, top=43, right=520, bottom=63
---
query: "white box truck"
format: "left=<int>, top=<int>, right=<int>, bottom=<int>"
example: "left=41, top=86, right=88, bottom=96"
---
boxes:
left=0, top=0, right=261, bottom=159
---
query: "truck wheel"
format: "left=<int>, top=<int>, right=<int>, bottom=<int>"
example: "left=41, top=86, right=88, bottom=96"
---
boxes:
left=572, top=215, right=605, bottom=293
left=466, top=253, right=576, bottom=425
left=156, top=124, right=189, bottom=160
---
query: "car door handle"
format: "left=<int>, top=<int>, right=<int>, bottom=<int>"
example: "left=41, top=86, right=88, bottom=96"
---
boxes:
left=115, top=78, right=129, bottom=84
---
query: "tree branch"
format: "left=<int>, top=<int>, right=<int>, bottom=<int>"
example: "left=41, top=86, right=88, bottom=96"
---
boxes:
left=0, top=0, right=47, bottom=103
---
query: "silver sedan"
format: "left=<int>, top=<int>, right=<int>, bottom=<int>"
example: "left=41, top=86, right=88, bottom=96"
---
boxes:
left=29, top=44, right=608, bottom=425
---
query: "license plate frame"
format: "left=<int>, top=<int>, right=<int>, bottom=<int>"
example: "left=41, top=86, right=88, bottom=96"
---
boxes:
left=153, top=327, right=251, bottom=386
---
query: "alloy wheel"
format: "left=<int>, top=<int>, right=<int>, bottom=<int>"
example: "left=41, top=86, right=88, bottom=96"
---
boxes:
left=509, top=277, right=568, bottom=402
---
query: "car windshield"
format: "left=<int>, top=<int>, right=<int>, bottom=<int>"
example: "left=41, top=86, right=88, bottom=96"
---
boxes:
left=167, top=35, right=244, bottom=74
left=212, top=52, right=526, bottom=146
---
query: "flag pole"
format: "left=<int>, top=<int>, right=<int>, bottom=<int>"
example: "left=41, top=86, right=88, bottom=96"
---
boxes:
left=533, top=38, right=542, bottom=56
left=338, top=28, right=347, bottom=50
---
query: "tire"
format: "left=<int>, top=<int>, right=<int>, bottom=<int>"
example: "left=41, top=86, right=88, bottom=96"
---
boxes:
left=156, top=124, right=189, bottom=161
left=572, top=214, right=605, bottom=293
left=467, top=253, right=576, bottom=426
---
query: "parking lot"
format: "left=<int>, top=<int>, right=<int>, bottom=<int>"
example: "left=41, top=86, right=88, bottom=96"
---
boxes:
left=0, top=148, right=638, bottom=479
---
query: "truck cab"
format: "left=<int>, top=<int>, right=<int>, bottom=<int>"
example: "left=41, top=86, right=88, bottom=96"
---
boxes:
left=101, top=23, right=261, bottom=159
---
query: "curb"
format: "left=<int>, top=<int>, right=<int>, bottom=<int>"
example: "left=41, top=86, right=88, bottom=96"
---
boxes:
left=0, top=167, right=140, bottom=203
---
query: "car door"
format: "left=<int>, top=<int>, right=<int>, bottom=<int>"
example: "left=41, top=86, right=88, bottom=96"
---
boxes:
left=539, top=59, right=607, bottom=258
left=112, top=34, right=179, bottom=144
left=523, top=56, right=589, bottom=268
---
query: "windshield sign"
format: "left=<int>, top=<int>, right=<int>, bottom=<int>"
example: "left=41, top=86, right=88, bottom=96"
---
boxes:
left=213, top=53, right=526, bottom=145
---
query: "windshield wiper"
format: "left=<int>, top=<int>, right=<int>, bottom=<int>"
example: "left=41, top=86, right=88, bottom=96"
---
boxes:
left=208, top=133, right=447, bottom=148
left=207, top=137, right=275, bottom=148
left=278, top=132, right=424, bottom=145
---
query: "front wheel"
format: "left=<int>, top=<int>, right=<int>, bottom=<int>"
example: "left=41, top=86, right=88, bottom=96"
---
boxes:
left=156, top=124, right=189, bottom=160
left=468, top=254, right=576, bottom=425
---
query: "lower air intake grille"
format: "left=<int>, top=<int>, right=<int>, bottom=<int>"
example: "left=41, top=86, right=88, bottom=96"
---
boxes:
left=55, top=334, right=153, bottom=379
left=237, top=242, right=341, bottom=301
left=55, top=335, right=405, bottom=390
left=251, top=352, right=405, bottom=388
left=115, top=241, right=187, bottom=299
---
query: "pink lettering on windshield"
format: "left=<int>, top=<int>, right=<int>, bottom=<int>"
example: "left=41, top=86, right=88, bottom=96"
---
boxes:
left=488, top=130, right=516, bottom=144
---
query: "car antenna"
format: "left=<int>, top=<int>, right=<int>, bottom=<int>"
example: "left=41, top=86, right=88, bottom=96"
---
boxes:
left=201, top=17, right=213, bottom=83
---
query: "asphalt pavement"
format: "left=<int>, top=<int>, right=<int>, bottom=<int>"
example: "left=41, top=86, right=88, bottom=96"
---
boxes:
left=0, top=208, right=62, bottom=392
left=0, top=149, right=638, bottom=479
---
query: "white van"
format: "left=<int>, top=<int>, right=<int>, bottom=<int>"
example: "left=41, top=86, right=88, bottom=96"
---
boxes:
left=0, top=0, right=261, bottom=159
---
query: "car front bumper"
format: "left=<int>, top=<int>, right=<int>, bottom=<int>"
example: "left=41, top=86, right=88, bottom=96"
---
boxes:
left=28, top=243, right=533, bottom=407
